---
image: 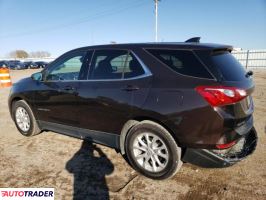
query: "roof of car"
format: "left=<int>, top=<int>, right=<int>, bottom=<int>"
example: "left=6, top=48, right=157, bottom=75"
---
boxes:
left=74, top=42, right=233, bottom=51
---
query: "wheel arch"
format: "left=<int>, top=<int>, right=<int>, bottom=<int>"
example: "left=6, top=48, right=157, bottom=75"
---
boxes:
left=9, top=96, right=23, bottom=119
left=119, top=116, right=181, bottom=155
left=9, top=97, right=36, bottom=120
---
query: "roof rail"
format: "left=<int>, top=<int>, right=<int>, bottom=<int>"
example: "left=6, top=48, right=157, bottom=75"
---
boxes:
left=185, top=37, right=201, bottom=43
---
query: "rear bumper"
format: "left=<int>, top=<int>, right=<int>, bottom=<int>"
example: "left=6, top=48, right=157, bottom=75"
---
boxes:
left=182, top=127, right=257, bottom=168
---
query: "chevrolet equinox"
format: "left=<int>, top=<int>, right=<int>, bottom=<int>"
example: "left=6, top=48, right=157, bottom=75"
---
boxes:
left=9, top=39, right=258, bottom=179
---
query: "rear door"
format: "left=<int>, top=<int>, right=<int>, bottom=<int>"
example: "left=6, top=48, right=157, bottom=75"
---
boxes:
left=34, top=50, right=91, bottom=127
left=77, top=49, right=152, bottom=135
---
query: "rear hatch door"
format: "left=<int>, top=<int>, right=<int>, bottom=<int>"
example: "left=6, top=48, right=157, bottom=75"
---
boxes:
left=195, top=49, right=255, bottom=119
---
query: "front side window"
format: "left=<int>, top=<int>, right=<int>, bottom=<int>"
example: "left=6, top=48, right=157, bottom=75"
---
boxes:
left=146, top=49, right=213, bottom=79
left=46, top=51, right=86, bottom=81
left=89, top=50, right=145, bottom=80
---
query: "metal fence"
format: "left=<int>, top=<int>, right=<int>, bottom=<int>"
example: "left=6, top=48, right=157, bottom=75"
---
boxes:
left=232, top=50, right=266, bottom=69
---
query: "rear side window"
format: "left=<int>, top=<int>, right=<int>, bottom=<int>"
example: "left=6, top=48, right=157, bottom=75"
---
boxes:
left=123, top=53, right=145, bottom=78
left=90, top=50, right=127, bottom=79
left=146, top=49, right=212, bottom=79
left=89, top=50, right=145, bottom=80
left=210, top=51, right=247, bottom=81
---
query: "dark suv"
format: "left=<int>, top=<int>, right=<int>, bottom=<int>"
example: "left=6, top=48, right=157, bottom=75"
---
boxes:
left=8, top=40, right=257, bottom=179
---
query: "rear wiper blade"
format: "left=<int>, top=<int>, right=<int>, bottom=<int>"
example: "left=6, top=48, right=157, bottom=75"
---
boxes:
left=245, top=70, right=253, bottom=78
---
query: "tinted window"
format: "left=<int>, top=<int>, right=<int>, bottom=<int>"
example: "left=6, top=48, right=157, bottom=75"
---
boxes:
left=111, top=54, right=128, bottom=74
left=46, top=51, right=86, bottom=81
left=123, top=53, right=145, bottom=78
left=146, top=49, right=212, bottom=78
left=210, top=51, right=247, bottom=81
left=89, top=50, right=145, bottom=79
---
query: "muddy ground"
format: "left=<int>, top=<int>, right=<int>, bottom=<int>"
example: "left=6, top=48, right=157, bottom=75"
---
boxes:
left=0, top=69, right=265, bottom=200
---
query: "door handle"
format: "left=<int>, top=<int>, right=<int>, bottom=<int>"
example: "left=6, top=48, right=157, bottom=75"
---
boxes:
left=122, top=85, right=140, bottom=91
left=63, top=86, right=75, bottom=91
left=62, top=86, right=78, bottom=95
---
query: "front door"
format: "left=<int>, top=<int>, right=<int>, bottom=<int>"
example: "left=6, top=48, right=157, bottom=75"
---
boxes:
left=34, top=50, right=90, bottom=127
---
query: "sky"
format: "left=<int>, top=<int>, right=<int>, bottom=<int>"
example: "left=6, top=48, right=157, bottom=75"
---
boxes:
left=0, top=0, right=266, bottom=58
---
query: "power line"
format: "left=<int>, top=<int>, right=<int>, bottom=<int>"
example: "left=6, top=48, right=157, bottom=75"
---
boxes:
left=0, top=0, right=149, bottom=39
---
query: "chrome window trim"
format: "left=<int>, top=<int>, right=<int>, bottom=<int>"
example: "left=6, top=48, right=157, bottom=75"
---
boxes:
left=43, top=73, right=152, bottom=83
left=44, top=49, right=152, bottom=83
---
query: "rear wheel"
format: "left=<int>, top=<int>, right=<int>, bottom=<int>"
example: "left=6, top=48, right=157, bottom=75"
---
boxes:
left=12, top=100, right=41, bottom=136
left=125, top=120, right=182, bottom=179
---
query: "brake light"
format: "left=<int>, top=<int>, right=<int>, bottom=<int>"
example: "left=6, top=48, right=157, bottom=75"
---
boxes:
left=216, top=141, right=236, bottom=149
left=195, top=86, right=247, bottom=107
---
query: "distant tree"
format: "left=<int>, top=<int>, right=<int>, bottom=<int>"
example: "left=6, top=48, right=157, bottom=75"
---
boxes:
left=9, top=50, right=29, bottom=58
left=41, top=51, right=51, bottom=57
left=9, top=51, right=17, bottom=58
left=29, top=51, right=51, bottom=58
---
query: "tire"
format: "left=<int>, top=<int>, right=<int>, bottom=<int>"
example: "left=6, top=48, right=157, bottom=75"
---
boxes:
left=125, top=120, right=182, bottom=180
left=12, top=100, right=41, bottom=136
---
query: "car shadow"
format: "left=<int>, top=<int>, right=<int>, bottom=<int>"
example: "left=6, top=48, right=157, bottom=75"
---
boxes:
left=66, top=140, right=114, bottom=200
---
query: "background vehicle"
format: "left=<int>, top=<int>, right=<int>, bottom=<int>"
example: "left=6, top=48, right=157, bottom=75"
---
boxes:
left=8, top=60, right=27, bottom=70
left=0, top=61, right=9, bottom=68
left=35, top=61, right=48, bottom=68
left=8, top=40, right=257, bottom=179
left=23, top=61, right=39, bottom=69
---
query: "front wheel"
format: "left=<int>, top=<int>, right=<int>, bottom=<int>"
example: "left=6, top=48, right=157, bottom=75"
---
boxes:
left=125, top=120, right=182, bottom=180
left=12, top=100, right=41, bottom=136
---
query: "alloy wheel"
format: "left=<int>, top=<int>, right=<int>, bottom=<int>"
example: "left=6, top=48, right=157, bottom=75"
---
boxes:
left=132, top=132, right=169, bottom=172
left=15, top=107, right=31, bottom=132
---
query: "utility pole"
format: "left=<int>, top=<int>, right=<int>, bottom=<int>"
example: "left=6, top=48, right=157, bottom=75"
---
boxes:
left=155, top=0, right=159, bottom=42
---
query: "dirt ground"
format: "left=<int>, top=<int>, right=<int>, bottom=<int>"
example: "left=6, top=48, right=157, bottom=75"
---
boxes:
left=0, top=69, right=265, bottom=200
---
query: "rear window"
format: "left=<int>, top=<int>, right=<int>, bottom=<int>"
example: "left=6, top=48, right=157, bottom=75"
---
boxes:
left=146, top=49, right=213, bottom=79
left=210, top=51, right=247, bottom=81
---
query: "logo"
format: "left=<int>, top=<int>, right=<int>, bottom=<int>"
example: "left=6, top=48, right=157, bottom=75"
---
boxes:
left=0, top=188, right=54, bottom=200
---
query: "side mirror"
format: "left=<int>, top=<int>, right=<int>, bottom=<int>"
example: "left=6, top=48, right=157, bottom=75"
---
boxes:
left=31, top=72, right=43, bottom=81
left=245, top=70, right=253, bottom=78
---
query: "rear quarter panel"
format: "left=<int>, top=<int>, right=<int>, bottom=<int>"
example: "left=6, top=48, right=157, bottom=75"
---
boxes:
left=134, top=60, right=226, bottom=148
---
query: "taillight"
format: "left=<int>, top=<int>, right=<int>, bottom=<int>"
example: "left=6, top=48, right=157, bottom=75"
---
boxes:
left=216, top=140, right=236, bottom=149
left=195, top=86, right=247, bottom=107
